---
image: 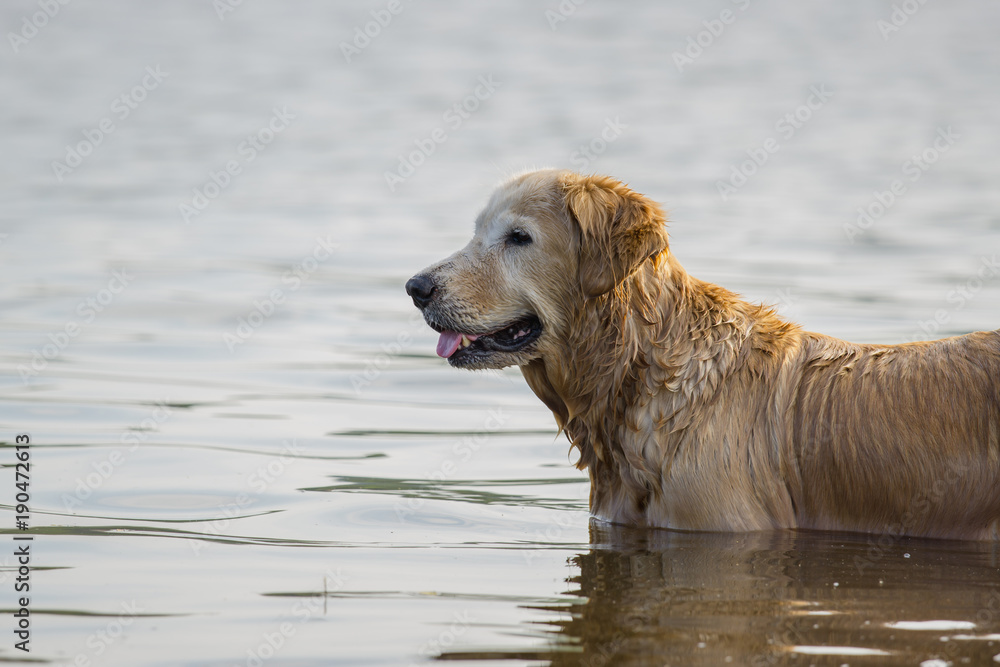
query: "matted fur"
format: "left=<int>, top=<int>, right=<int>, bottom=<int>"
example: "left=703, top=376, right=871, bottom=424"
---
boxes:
left=409, top=169, right=1000, bottom=540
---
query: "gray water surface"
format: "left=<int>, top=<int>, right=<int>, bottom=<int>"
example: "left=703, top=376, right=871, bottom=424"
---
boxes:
left=2, top=1, right=1000, bottom=665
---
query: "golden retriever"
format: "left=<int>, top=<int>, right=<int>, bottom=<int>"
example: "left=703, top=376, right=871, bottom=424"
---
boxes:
left=405, top=169, right=1000, bottom=540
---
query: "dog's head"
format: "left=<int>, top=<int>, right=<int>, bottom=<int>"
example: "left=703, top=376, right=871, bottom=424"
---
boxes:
left=405, top=170, right=669, bottom=370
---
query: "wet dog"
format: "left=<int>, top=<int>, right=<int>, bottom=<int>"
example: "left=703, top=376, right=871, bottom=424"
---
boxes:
left=406, top=169, right=1000, bottom=539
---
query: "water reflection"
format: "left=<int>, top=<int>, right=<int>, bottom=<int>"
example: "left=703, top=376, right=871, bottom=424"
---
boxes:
left=443, top=523, right=1000, bottom=665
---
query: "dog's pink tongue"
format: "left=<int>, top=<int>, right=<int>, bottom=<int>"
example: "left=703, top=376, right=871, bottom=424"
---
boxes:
left=436, top=331, right=478, bottom=358
left=436, top=331, right=463, bottom=358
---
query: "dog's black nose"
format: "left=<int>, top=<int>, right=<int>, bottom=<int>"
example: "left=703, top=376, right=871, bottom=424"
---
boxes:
left=405, top=274, right=436, bottom=309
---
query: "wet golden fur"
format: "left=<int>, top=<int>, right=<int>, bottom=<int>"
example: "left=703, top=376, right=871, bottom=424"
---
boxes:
left=411, top=169, right=1000, bottom=539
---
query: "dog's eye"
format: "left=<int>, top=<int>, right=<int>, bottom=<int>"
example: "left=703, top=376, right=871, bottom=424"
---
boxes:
left=505, top=229, right=532, bottom=247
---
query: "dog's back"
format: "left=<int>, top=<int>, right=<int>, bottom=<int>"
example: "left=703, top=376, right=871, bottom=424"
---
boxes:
left=784, top=329, right=1000, bottom=539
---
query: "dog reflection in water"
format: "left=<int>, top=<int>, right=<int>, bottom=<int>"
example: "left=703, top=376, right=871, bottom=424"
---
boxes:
left=437, top=525, right=1000, bottom=665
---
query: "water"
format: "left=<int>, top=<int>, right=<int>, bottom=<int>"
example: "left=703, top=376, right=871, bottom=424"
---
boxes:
left=2, top=0, right=1000, bottom=664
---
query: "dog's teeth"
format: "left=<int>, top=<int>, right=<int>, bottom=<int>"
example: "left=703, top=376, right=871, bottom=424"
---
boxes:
left=460, top=336, right=471, bottom=348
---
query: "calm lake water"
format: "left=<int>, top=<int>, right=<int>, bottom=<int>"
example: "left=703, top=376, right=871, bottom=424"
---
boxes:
left=2, top=1, right=1000, bottom=665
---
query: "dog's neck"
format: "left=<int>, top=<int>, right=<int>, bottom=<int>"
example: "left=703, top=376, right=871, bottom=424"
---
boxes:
left=521, top=251, right=796, bottom=521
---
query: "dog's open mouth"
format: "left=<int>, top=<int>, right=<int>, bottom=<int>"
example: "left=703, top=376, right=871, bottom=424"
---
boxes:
left=432, top=315, right=542, bottom=363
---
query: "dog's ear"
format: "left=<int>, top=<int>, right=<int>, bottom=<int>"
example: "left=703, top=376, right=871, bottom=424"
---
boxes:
left=563, top=174, right=669, bottom=298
